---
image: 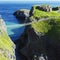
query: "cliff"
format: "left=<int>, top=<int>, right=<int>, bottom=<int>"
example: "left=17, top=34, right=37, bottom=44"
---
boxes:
left=14, top=5, right=60, bottom=60
left=30, top=5, right=60, bottom=60
left=0, top=18, right=16, bottom=60
left=13, top=9, right=30, bottom=23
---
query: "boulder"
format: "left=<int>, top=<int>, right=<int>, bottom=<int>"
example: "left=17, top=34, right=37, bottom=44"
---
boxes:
left=14, top=5, right=60, bottom=60
left=15, top=19, right=60, bottom=60
left=0, top=18, right=7, bottom=32
left=15, top=26, right=48, bottom=60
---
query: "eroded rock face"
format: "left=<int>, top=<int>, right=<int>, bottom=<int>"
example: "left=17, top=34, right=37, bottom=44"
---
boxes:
left=0, top=18, right=7, bottom=32
left=15, top=24, right=60, bottom=60
left=21, top=27, right=48, bottom=60
left=29, top=6, right=34, bottom=17
left=13, top=9, right=30, bottom=20
left=36, top=5, right=52, bottom=12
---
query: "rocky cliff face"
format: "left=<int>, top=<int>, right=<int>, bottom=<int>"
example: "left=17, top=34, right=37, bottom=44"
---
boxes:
left=15, top=23, right=60, bottom=60
left=0, top=18, right=16, bottom=60
left=15, top=26, right=48, bottom=60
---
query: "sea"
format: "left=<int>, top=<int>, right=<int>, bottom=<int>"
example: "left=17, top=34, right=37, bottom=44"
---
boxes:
left=0, top=2, right=60, bottom=41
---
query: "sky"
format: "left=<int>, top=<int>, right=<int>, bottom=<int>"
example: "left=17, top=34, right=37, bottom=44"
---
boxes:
left=0, top=0, right=60, bottom=2
left=0, top=0, right=60, bottom=3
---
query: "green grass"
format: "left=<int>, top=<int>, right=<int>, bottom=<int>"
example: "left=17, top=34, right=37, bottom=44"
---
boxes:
left=0, top=22, right=15, bottom=60
left=31, top=5, right=60, bottom=45
left=31, top=5, right=60, bottom=34
left=0, top=54, right=10, bottom=60
left=33, top=6, right=60, bottom=18
left=32, top=18, right=60, bottom=34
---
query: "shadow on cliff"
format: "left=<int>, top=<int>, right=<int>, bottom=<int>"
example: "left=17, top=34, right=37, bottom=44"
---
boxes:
left=10, top=26, right=28, bottom=60
left=9, top=26, right=25, bottom=41
left=14, top=25, right=60, bottom=60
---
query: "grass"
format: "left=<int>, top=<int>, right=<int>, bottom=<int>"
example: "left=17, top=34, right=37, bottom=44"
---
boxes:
left=31, top=5, right=60, bottom=45
left=33, top=6, right=60, bottom=18
left=31, top=5, right=60, bottom=34
left=0, top=20, right=15, bottom=60
left=32, top=20, right=51, bottom=33
left=0, top=54, right=10, bottom=60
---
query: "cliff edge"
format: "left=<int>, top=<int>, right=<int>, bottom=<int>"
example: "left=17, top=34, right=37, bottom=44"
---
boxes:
left=14, top=5, right=60, bottom=60
left=0, top=18, right=16, bottom=60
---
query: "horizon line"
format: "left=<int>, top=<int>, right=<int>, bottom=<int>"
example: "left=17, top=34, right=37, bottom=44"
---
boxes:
left=0, top=1, right=60, bottom=3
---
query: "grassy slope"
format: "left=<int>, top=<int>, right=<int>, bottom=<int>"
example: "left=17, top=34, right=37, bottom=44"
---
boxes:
left=0, top=19, right=15, bottom=60
left=31, top=6, right=60, bottom=35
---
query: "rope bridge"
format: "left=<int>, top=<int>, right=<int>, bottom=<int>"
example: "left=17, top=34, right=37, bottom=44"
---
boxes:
left=6, top=17, right=59, bottom=28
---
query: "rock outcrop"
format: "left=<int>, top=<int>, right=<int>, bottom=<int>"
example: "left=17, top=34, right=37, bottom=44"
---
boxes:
left=13, top=9, right=30, bottom=21
left=14, top=5, right=60, bottom=60
left=36, top=5, right=52, bottom=12
left=52, top=7, right=60, bottom=11
left=29, top=6, right=34, bottom=17
left=0, top=18, right=16, bottom=60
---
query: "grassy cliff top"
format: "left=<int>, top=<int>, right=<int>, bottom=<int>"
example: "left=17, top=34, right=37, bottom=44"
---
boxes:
left=32, top=5, right=60, bottom=18
left=0, top=19, right=15, bottom=60
left=31, top=5, right=60, bottom=34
